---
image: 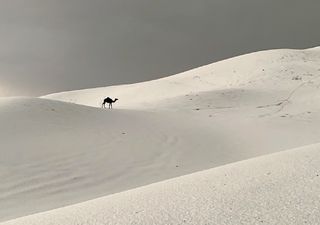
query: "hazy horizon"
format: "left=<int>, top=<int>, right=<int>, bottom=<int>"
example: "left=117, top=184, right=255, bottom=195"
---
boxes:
left=0, top=0, right=319, bottom=97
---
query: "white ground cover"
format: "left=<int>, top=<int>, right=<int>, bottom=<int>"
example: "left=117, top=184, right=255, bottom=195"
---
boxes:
left=0, top=47, right=320, bottom=224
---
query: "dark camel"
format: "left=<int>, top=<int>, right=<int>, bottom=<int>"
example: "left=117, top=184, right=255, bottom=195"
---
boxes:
left=102, top=97, right=118, bottom=109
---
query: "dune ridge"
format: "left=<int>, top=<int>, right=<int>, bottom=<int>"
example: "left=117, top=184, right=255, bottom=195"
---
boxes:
left=1, top=47, right=320, bottom=223
left=2, top=143, right=320, bottom=225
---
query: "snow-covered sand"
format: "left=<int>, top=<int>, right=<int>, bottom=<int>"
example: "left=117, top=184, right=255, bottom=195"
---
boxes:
left=44, top=47, right=320, bottom=110
left=1, top=47, right=320, bottom=223
left=2, top=143, right=320, bottom=225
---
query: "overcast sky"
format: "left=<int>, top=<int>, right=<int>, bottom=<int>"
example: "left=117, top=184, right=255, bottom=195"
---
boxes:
left=0, top=0, right=319, bottom=96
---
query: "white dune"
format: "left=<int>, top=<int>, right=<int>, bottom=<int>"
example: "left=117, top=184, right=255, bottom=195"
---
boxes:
left=2, top=143, right=320, bottom=225
left=44, top=47, right=320, bottom=110
left=1, top=47, right=320, bottom=223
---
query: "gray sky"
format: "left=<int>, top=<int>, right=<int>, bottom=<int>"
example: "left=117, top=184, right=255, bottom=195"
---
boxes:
left=0, top=0, right=319, bottom=96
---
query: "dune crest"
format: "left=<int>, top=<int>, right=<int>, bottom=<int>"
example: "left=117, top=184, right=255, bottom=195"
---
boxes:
left=1, top=47, right=320, bottom=223
left=2, top=143, right=320, bottom=225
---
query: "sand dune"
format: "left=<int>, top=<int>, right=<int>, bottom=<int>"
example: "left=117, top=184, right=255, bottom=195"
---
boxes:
left=44, top=47, right=320, bottom=110
left=1, top=47, right=320, bottom=223
left=2, top=143, right=320, bottom=225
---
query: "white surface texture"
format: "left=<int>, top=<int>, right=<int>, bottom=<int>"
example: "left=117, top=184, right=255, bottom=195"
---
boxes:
left=2, top=144, right=320, bottom=225
left=1, top=47, right=320, bottom=223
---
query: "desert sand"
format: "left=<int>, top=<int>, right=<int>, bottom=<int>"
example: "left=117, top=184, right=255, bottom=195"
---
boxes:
left=1, top=47, right=320, bottom=224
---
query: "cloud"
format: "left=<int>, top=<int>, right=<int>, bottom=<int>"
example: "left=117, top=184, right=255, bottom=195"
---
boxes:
left=0, top=0, right=319, bottom=96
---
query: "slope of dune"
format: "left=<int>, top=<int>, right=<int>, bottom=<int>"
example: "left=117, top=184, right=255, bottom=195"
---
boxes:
left=0, top=97, right=233, bottom=221
left=2, top=143, right=320, bottom=225
left=1, top=47, right=320, bottom=223
left=2, top=94, right=320, bottom=222
left=44, top=47, right=320, bottom=110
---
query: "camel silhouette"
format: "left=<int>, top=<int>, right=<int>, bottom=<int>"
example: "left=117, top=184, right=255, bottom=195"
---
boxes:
left=102, top=97, right=118, bottom=109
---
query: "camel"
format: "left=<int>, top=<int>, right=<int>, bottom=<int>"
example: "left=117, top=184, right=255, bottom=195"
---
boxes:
left=102, top=97, right=118, bottom=109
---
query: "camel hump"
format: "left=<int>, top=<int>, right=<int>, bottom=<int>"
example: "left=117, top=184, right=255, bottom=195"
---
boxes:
left=106, top=97, right=112, bottom=101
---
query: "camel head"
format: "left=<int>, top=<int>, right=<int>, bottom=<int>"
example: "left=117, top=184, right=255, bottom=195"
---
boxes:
left=114, top=98, right=119, bottom=102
